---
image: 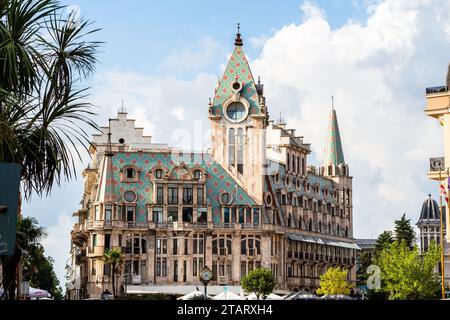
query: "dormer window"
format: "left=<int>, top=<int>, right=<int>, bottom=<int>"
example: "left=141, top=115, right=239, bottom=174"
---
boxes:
left=120, top=165, right=140, bottom=183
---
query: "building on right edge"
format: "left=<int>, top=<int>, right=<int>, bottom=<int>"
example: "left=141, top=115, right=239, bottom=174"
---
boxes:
left=424, top=65, right=450, bottom=287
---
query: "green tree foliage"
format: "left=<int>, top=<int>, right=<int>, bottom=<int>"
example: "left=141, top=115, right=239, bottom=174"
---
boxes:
left=375, top=231, right=394, bottom=255
left=241, top=268, right=276, bottom=300
left=24, top=244, right=63, bottom=299
left=394, top=213, right=416, bottom=249
left=356, top=250, right=374, bottom=285
left=375, top=241, right=441, bottom=300
left=0, top=0, right=101, bottom=199
left=103, top=248, right=124, bottom=298
left=316, top=266, right=353, bottom=295
left=0, top=217, right=47, bottom=300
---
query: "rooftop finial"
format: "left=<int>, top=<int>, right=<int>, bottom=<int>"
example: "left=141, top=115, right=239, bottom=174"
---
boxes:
left=105, top=118, right=113, bottom=156
left=258, top=75, right=261, bottom=85
left=331, top=95, right=334, bottom=110
left=119, top=99, right=127, bottom=113
left=235, top=22, right=243, bottom=46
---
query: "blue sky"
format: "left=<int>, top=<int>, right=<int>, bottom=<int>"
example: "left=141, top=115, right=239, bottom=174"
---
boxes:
left=24, top=0, right=450, bottom=289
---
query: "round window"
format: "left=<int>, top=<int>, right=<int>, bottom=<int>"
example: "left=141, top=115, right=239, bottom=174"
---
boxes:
left=232, top=81, right=242, bottom=91
left=124, top=190, right=136, bottom=202
left=119, top=138, right=125, bottom=144
left=220, top=192, right=232, bottom=205
left=265, top=193, right=273, bottom=207
left=226, top=102, right=246, bottom=122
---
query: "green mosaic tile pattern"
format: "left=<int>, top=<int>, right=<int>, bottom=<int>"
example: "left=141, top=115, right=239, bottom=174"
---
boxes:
left=212, top=46, right=260, bottom=116
left=107, top=152, right=256, bottom=224
left=323, top=109, right=345, bottom=166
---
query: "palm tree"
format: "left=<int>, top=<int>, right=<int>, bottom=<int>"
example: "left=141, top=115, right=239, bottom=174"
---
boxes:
left=0, top=217, right=47, bottom=300
left=0, top=0, right=100, bottom=300
left=103, top=248, right=124, bottom=298
left=0, top=0, right=101, bottom=198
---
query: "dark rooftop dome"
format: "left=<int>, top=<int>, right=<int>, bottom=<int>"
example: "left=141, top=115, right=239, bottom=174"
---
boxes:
left=417, top=194, right=442, bottom=225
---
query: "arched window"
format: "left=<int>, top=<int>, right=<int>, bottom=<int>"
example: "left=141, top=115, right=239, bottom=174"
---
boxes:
left=318, top=221, right=322, bottom=233
left=424, top=236, right=429, bottom=251
left=337, top=225, right=340, bottom=236
left=237, top=128, right=244, bottom=174
left=297, top=156, right=300, bottom=174
left=302, top=158, right=306, bottom=175
left=228, top=128, right=235, bottom=167
left=308, top=219, right=313, bottom=231
left=328, top=222, right=331, bottom=234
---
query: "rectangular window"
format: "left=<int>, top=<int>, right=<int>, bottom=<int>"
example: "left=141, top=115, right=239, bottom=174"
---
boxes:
left=174, top=260, right=178, bottom=282
left=184, top=238, right=188, bottom=255
left=246, top=208, right=252, bottom=223
left=253, top=208, right=260, bottom=224
left=95, top=206, right=100, bottom=221
left=197, top=187, right=204, bottom=205
left=212, top=263, right=217, bottom=281
left=156, top=258, right=161, bottom=277
left=92, top=260, right=96, bottom=276
left=133, top=238, right=140, bottom=254
left=241, top=262, right=246, bottom=277
left=193, top=238, right=197, bottom=254
left=162, top=258, right=167, bottom=276
left=157, top=186, right=164, bottom=205
left=163, top=239, right=167, bottom=254
left=197, top=208, right=207, bottom=223
left=238, top=208, right=245, bottom=224
left=93, top=234, right=97, bottom=247
left=126, top=206, right=135, bottom=222
left=156, top=239, right=161, bottom=254
left=168, top=208, right=178, bottom=223
left=119, top=235, right=122, bottom=247
left=183, top=260, right=187, bottom=282
left=223, top=208, right=230, bottom=224
left=168, top=185, right=178, bottom=205
left=105, top=205, right=112, bottom=221
left=182, top=207, right=193, bottom=223
left=183, top=186, right=193, bottom=205
left=104, top=263, right=110, bottom=277
left=104, top=234, right=111, bottom=251
left=133, top=260, right=139, bottom=275
left=153, top=207, right=163, bottom=222
left=199, top=258, right=203, bottom=270
left=141, top=238, right=147, bottom=254
left=199, top=238, right=204, bottom=254
left=173, top=238, right=178, bottom=255
left=193, top=259, right=197, bottom=277
left=231, top=208, right=236, bottom=223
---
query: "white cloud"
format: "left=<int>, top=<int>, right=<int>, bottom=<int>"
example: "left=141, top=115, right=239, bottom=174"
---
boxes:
left=251, top=0, right=450, bottom=237
left=41, top=214, right=75, bottom=289
left=161, top=37, right=225, bottom=75
left=171, top=107, right=185, bottom=120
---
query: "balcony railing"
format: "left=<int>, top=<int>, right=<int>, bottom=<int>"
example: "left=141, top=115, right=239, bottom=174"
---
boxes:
left=426, top=86, right=447, bottom=94
left=126, top=221, right=149, bottom=229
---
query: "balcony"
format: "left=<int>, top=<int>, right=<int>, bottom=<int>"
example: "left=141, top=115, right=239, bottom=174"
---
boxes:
left=126, top=221, right=149, bottom=229
left=426, top=86, right=447, bottom=94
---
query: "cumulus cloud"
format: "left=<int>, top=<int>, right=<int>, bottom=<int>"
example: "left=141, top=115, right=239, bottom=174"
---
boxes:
left=251, top=0, right=450, bottom=236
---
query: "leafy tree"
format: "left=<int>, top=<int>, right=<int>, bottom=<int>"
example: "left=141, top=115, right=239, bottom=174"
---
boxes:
left=0, top=217, right=47, bottom=300
left=375, top=241, right=440, bottom=300
left=316, top=266, right=353, bottom=295
left=241, top=268, right=276, bottom=300
left=375, top=231, right=394, bottom=255
left=103, top=248, right=124, bottom=298
left=25, top=244, right=63, bottom=299
left=0, top=0, right=101, bottom=198
left=356, top=250, right=374, bottom=285
left=394, top=213, right=416, bottom=249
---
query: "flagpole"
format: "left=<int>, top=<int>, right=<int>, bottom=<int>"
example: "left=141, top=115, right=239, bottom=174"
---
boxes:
left=439, top=169, right=446, bottom=299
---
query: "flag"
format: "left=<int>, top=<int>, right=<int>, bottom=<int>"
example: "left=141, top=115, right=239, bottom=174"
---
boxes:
left=440, top=182, right=448, bottom=204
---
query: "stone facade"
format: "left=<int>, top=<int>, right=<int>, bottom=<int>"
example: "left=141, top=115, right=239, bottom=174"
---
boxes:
left=66, top=31, right=358, bottom=299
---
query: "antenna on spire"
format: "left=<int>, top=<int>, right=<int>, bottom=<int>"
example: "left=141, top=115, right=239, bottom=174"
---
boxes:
left=235, top=22, right=243, bottom=46
left=258, top=76, right=261, bottom=85
left=331, top=95, right=334, bottom=110
left=119, top=100, right=127, bottom=113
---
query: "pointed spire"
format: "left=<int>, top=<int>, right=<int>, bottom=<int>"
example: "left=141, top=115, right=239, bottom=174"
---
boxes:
left=235, top=22, right=243, bottom=46
left=323, top=108, right=345, bottom=166
left=100, top=119, right=116, bottom=203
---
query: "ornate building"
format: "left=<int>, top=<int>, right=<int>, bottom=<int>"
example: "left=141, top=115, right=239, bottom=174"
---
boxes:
left=417, top=195, right=445, bottom=253
left=66, top=28, right=358, bottom=299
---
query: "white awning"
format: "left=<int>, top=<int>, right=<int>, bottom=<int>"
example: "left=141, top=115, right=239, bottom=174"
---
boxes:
left=126, top=285, right=243, bottom=296
left=287, top=233, right=360, bottom=250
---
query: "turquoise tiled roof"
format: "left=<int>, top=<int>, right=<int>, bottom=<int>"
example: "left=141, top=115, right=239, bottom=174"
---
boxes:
left=212, top=45, right=260, bottom=116
left=323, top=109, right=345, bottom=166
left=109, top=152, right=256, bottom=224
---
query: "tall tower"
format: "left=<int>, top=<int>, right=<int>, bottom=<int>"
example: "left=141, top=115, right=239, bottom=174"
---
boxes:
left=208, top=25, right=268, bottom=204
left=319, top=106, right=353, bottom=237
